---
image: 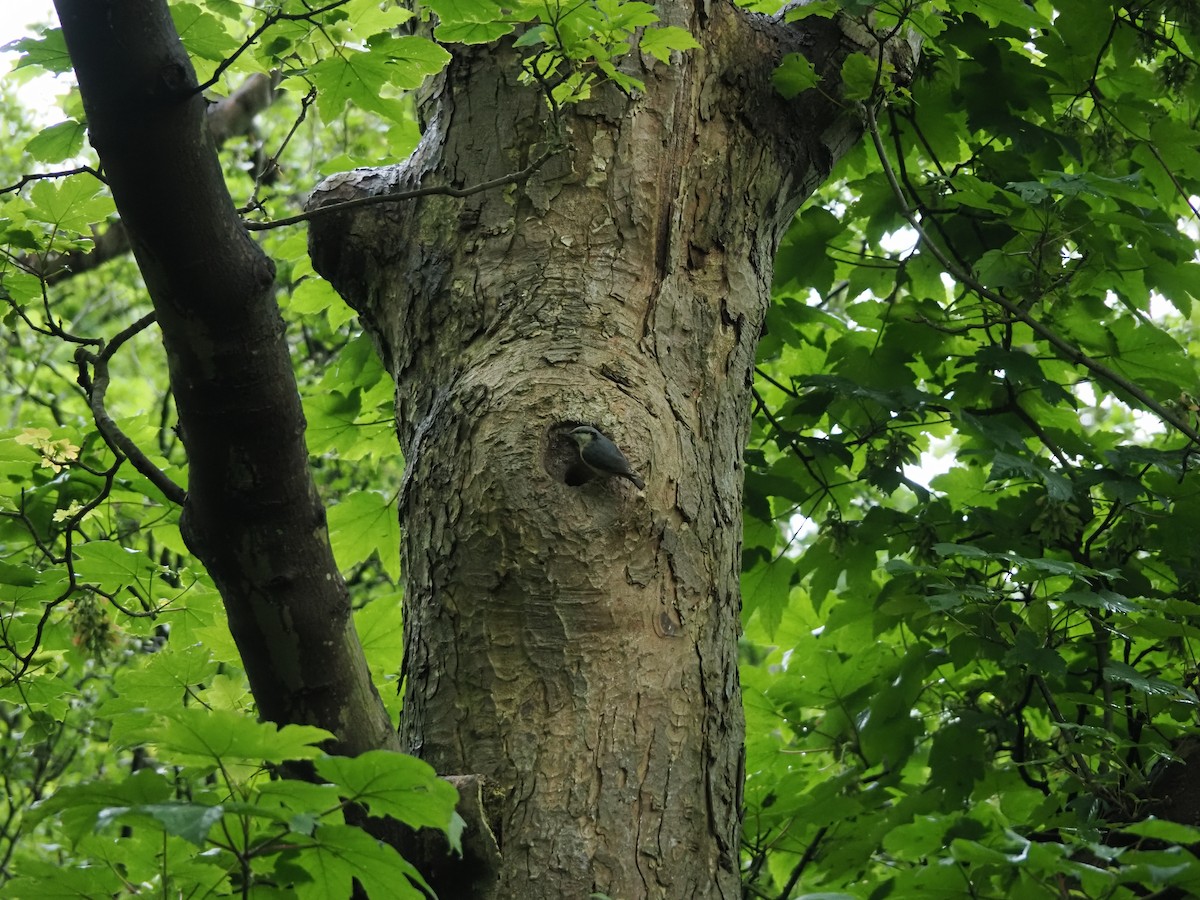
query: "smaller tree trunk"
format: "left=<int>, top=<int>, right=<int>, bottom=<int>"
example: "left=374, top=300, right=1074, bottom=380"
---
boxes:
left=54, top=0, right=396, bottom=756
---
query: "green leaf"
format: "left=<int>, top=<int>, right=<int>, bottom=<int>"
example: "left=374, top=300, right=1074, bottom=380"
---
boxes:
left=639, top=26, right=700, bottom=64
left=26, top=768, right=174, bottom=839
left=354, top=591, right=405, bottom=669
left=1121, top=820, right=1200, bottom=844
left=741, top=555, right=796, bottom=638
left=310, top=52, right=401, bottom=122
left=783, top=0, right=840, bottom=20
left=328, top=490, right=400, bottom=581
left=73, top=541, right=150, bottom=593
left=5, top=860, right=124, bottom=897
left=1104, top=662, right=1197, bottom=702
left=123, top=707, right=333, bottom=766
left=255, top=779, right=344, bottom=823
left=955, top=0, right=1051, bottom=29
left=103, top=644, right=221, bottom=718
left=5, top=28, right=72, bottom=73
left=422, top=0, right=509, bottom=23
left=1149, top=117, right=1200, bottom=176
left=599, top=0, right=658, bottom=30
left=24, top=120, right=85, bottom=163
left=367, top=34, right=453, bottom=89
left=26, top=175, right=115, bottom=235
left=1060, top=588, right=1141, bottom=613
left=773, top=53, right=820, bottom=99
left=840, top=52, right=879, bottom=101
left=95, top=802, right=226, bottom=846
left=932, top=542, right=991, bottom=559
left=288, top=824, right=431, bottom=900
left=170, top=2, right=237, bottom=62
left=289, top=275, right=346, bottom=320
left=435, top=20, right=516, bottom=43
left=304, top=389, right=363, bottom=455
left=316, top=750, right=458, bottom=832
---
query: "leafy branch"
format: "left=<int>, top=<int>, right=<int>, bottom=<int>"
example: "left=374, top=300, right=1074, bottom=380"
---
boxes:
left=191, top=0, right=352, bottom=95
left=862, top=101, right=1200, bottom=448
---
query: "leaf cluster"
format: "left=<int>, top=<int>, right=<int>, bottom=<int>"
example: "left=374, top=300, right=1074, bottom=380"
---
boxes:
left=11, top=703, right=459, bottom=898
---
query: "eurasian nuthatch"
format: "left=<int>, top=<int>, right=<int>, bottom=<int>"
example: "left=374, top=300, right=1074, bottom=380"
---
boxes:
left=568, top=426, right=645, bottom=490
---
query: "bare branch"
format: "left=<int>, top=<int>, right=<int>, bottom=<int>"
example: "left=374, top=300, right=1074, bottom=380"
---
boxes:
left=74, top=312, right=188, bottom=505
left=0, top=166, right=106, bottom=196
left=246, top=147, right=557, bottom=231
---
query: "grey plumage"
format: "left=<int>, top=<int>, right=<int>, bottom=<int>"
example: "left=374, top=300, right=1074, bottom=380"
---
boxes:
left=568, top=426, right=645, bottom=490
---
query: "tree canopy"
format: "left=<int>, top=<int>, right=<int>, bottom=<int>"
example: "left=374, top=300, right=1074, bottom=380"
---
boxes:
left=2, top=0, right=1200, bottom=897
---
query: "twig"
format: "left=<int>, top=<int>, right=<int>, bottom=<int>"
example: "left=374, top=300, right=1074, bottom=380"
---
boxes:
left=74, top=312, right=188, bottom=505
left=246, top=84, right=314, bottom=205
left=0, top=166, right=106, bottom=196
left=774, top=825, right=828, bottom=900
left=1032, top=673, right=1103, bottom=795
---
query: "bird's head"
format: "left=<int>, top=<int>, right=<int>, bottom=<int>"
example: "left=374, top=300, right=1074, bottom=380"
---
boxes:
left=569, top=425, right=601, bottom=448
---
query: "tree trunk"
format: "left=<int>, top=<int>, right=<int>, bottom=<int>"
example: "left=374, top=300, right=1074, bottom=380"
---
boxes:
left=54, top=0, right=398, bottom=759
left=310, top=7, right=913, bottom=896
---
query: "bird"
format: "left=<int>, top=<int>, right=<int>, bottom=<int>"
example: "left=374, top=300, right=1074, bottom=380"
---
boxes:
left=568, top=426, right=645, bottom=490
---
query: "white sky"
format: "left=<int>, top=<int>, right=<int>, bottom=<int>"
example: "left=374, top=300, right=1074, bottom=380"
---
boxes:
left=1, top=0, right=55, bottom=45
left=2, top=0, right=64, bottom=121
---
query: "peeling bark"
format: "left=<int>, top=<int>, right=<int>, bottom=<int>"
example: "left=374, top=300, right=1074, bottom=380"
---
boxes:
left=310, top=5, right=916, bottom=896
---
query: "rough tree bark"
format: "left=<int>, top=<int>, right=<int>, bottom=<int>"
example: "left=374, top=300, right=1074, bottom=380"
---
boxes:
left=309, top=5, right=916, bottom=897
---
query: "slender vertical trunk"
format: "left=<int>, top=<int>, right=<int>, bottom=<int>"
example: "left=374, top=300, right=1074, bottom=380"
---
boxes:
left=55, top=0, right=397, bottom=756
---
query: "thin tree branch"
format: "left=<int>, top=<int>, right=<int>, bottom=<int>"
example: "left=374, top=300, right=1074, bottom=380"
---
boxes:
left=0, top=166, right=106, bottom=195
left=775, top=825, right=828, bottom=900
left=245, top=147, right=558, bottom=231
left=74, top=312, right=187, bottom=505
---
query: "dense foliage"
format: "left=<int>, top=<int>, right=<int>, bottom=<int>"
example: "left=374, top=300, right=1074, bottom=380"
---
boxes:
left=743, top=1, right=1200, bottom=896
left=0, top=0, right=1198, bottom=897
